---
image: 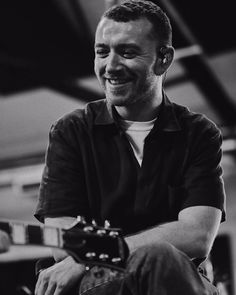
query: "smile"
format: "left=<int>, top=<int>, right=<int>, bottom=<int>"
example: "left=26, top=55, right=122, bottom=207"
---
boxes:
left=109, top=79, right=128, bottom=85
left=106, top=78, right=132, bottom=86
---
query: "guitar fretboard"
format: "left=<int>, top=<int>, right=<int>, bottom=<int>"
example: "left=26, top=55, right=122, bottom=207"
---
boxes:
left=0, top=218, right=129, bottom=270
left=0, top=220, right=63, bottom=248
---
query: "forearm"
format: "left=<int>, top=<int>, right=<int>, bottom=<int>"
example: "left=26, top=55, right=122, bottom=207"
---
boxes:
left=125, top=206, right=221, bottom=259
left=125, top=220, right=204, bottom=259
left=45, top=216, right=77, bottom=262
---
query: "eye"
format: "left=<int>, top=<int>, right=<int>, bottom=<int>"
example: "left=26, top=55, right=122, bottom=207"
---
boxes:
left=122, top=50, right=137, bottom=59
left=95, top=49, right=109, bottom=58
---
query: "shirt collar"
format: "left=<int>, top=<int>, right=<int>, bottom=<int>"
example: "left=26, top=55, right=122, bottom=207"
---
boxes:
left=94, top=93, right=182, bottom=132
left=94, top=99, right=115, bottom=125
left=156, top=92, right=182, bottom=132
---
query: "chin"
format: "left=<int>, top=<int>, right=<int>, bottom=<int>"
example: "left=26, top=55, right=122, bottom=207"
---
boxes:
left=106, top=89, right=134, bottom=104
left=106, top=95, right=132, bottom=107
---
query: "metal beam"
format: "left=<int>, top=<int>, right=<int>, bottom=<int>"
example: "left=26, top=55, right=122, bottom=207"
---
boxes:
left=155, top=0, right=236, bottom=126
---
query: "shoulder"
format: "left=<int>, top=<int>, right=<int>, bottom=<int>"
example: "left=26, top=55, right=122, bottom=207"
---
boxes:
left=172, top=102, right=222, bottom=140
left=50, top=99, right=107, bottom=133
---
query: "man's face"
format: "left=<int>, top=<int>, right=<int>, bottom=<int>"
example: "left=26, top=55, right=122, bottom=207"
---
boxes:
left=94, top=17, right=160, bottom=107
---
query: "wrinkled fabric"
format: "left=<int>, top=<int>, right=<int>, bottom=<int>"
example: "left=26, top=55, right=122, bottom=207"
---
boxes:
left=35, top=95, right=225, bottom=235
left=79, top=243, right=219, bottom=295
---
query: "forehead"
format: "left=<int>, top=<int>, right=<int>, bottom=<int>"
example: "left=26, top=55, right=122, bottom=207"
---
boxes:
left=95, top=17, right=154, bottom=44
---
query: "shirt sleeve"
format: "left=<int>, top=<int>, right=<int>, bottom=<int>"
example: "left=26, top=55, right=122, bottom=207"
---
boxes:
left=181, top=118, right=226, bottom=221
left=34, top=116, right=89, bottom=223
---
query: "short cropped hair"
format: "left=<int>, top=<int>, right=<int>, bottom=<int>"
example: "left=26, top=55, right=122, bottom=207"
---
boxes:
left=103, top=0, right=172, bottom=45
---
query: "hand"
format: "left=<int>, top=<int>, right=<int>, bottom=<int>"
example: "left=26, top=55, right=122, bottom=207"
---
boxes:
left=0, top=231, right=10, bottom=253
left=35, top=256, right=85, bottom=295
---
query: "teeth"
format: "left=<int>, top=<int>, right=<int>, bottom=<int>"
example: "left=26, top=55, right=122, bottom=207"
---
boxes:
left=108, top=79, right=127, bottom=85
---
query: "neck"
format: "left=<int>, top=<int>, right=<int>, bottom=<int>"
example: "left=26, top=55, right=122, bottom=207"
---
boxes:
left=115, top=91, right=163, bottom=122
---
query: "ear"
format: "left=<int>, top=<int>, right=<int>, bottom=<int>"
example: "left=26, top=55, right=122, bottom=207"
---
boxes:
left=154, top=45, right=175, bottom=76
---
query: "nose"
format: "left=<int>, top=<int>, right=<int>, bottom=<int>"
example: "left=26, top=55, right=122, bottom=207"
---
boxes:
left=106, top=52, right=122, bottom=74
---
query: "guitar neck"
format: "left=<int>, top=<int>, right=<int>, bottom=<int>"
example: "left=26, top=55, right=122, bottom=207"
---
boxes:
left=0, top=218, right=130, bottom=270
left=0, top=220, right=63, bottom=249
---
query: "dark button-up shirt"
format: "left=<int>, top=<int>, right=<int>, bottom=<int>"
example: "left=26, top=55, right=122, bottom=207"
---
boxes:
left=35, top=94, right=226, bottom=235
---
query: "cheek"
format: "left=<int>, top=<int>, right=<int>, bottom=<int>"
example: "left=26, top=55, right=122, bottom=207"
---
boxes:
left=94, top=59, right=99, bottom=75
left=94, top=58, right=103, bottom=74
left=128, top=59, right=153, bottom=76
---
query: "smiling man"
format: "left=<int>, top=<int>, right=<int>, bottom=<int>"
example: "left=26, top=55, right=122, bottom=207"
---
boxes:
left=35, top=1, right=225, bottom=294
left=94, top=17, right=166, bottom=119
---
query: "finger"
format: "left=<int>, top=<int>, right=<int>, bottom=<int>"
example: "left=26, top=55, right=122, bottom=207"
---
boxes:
left=48, top=274, right=69, bottom=295
left=44, top=280, right=57, bottom=295
left=35, top=271, right=50, bottom=295
left=35, top=280, right=47, bottom=295
left=53, top=285, right=65, bottom=295
left=35, top=280, right=48, bottom=295
left=35, top=278, right=56, bottom=295
left=52, top=274, right=73, bottom=295
left=34, top=273, right=43, bottom=295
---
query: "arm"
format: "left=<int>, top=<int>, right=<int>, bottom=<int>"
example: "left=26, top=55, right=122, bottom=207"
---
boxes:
left=45, top=217, right=77, bottom=262
left=126, top=117, right=223, bottom=259
left=126, top=206, right=222, bottom=259
left=35, top=117, right=89, bottom=294
left=35, top=116, right=88, bottom=223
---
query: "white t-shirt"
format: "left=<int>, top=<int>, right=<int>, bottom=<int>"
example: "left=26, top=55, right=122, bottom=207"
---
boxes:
left=119, top=117, right=157, bottom=166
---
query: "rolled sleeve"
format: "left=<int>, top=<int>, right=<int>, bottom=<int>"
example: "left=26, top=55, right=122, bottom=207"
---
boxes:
left=34, top=118, right=89, bottom=223
left=182, top=121, right=226, bottom=221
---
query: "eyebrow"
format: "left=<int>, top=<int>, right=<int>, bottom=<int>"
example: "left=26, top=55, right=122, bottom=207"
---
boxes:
left=94, top=43, right=107, bottom=49
left=95, top=43, right=141, bottom=50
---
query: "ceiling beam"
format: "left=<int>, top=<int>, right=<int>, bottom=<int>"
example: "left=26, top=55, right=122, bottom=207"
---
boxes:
left=155, top=0, right=236, bottom=126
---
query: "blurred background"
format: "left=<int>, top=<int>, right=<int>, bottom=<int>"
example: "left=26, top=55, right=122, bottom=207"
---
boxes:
left=0, top=0, right=236, bottom=294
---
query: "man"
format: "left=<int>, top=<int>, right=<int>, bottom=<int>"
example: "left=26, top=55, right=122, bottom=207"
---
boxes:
left=34, top=1, right=226, bottom=294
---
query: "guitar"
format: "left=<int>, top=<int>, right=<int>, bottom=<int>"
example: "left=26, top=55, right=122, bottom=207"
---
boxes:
left=0, top=216, right=129, bottom=271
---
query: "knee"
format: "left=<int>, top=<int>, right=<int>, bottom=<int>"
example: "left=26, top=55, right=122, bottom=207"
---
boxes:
left=127, top=242, right=180, bottom=271
left=132, top=242, right=177, bottom=261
